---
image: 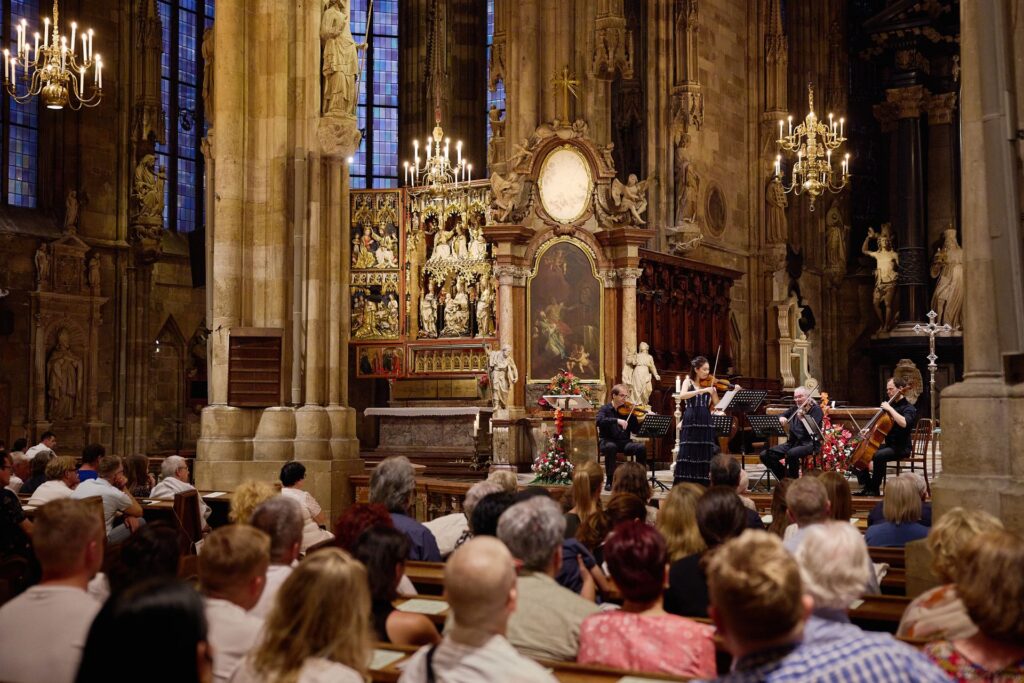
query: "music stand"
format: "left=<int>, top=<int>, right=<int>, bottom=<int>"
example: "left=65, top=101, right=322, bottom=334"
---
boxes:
left=747, top=414, right=787, bottom=492
left=636, top=414, right=673, bottom=491
left=727, top=390, right=768, bottom=459
left=711, top=414, right=734, bottom=436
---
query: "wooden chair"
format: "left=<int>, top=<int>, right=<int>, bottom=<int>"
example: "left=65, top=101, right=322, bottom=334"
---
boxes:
left=172, top=489, right=204, bottom=555
left=892, top=418, right=933, bottom=496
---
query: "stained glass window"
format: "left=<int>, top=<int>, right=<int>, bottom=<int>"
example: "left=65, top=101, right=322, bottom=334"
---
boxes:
left=156, top=0, right=213, bottom=233
left=350, top=0, right=398, bottom=189
left=486, top=0, right=505, bottom=144
left=4, top=0, right=39, bottom=207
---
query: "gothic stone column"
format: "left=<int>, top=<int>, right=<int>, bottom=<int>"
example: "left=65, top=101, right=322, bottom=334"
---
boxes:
left=925, top=92, right=959, bottom=249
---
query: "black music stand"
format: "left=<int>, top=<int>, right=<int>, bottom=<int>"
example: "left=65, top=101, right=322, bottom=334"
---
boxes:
left=636, top=414, right=674, bottom=491
left=711, top=414, right=733, bottom=437
left=747, top=414, right=787, bottom=492
left=725, top=390, right=768, bottom=458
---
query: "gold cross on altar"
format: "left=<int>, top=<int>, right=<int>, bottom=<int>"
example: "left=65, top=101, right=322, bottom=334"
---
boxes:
left=551, top=66, right=579, bottom=123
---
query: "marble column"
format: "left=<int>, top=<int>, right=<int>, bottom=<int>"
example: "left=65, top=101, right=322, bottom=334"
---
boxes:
left=925, top=92, right=959, bottom=249
left=617, top=267, right=642, bottom=360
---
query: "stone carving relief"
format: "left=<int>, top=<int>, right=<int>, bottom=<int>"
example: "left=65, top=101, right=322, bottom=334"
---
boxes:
left=930, top=227, right=963, bottom=330
left=320, top=0, right=360, bottom=118
left=87, top=255, right=101, bottom=295
left=130, top=154, right=166, bottom=264
left=824, top=202, right=849, bottom=277
left=765, top=176, right=788, bottom=244
left=594, top=174, right=650, bottom=228
left=64, top=190, right=80, bottom=234
left=488, top=344, right=519, bottom=410
left=489, top=172, right=529, bottom=223
left=621, top=341, right=659, bottom=407
left=35, top=244, right=50, bottom=286
left=47, top=326, right=83, bottom=421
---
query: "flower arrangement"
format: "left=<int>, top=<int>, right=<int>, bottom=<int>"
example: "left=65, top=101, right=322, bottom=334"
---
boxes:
left=818, top=414, right=859, bottom=472
left=531, top=410, right=574, bottom=484
left=536, top=370, right=596, bottom=409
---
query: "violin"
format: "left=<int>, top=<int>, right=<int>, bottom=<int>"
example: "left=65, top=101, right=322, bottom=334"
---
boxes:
left=849, top=389, right=905, bottom=471
left=616, top=400, right=649, bottom=421
left=699, top=375, right=734, bottom=393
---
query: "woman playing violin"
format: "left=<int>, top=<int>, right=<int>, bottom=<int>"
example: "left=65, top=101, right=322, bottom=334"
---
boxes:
left=855, top=376, right=918, bottom=496
left=673, top=356, right=741, bottom=486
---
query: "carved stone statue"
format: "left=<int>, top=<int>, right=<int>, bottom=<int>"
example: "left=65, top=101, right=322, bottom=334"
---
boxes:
left=931, top=227, right=964, bottom=330
left=131, top=154, right=166, bottom=228
left=419, top=286, right=438, bottom=338
left=87, top=254, right=101, bottom=294
left=429, top=223, right=454, bottom=261
left=507, top=139, right=533, bottom=170
left=862, top=224, right=900, bottom=331
left=490, top=172, right=525, bottom=223
left=488, top=344, right=519, bottom=409
left=824, top=203, right=849, bottom=274
left=442, top=281, right=470, bottom=337
left=620, top=351, right=636, bottom=398
left=628, top=342, right=661, bottom=407
left=202, top=27, right=214, bottom=123
left=596, top=174, right=651, bottom=227
left=64, top=190, right=80, bottom=234
left=476, top=283, right=493, bottom=338
left=765, top=176, right=788, bottom=244
left=468, top=225, right=488, bottom=260
left=488, top=104, right=504, bottom=139
left=47, top=327, right=82, bottom=421
left=320, top=0, right=360, bottom=117
left=674, top=153, right=700, bottom=225
left=34, top=244, right=49, bottom=285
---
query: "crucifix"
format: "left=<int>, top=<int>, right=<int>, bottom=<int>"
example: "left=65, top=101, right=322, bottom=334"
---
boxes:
left=551, top=65, right=579, bottom=124
left=913, top=309, right=951, bottom=475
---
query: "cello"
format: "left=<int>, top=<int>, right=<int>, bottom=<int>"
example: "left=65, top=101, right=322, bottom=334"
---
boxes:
left=849, top=388, right=905, bottom=471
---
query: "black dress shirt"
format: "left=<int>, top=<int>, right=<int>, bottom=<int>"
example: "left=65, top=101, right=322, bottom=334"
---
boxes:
left=883, top=399, right=918, bottom=455
left=783, top=403, right=824, bottom=446
left=596, top=403, right=634, bottom=443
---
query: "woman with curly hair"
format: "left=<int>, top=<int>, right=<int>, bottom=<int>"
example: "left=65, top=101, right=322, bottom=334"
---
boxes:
left=229, top=480, right=278, bottom=524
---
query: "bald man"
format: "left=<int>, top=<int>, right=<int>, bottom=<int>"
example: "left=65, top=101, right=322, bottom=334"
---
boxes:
left=399, top=537, right=556, bottom=683
left=759, top=386, right=823, bottom=481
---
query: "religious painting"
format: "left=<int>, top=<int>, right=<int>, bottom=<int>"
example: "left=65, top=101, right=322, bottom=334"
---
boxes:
left=350, top=191, right=401, bottom=270
left=356, top=345, right=406, bottom=379
left=351, top=271, right=401, bottom=340
left=528, top=239, right=602, bottom=382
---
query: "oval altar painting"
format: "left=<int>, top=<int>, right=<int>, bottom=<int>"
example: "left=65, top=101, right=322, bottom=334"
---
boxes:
left=537, top=145, right=593, bottom=224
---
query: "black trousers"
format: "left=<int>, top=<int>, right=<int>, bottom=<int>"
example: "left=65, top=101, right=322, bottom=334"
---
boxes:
left=856, top=446, right=905, bottom=492
left=599, top=439, right=646, bottom=484
left=759, top=442, right=815, bottom=481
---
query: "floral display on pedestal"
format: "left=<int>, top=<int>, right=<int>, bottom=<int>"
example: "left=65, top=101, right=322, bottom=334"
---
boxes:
left=531, top=408, right=574, bottom=485
left=816, top=392, right=860, bottom=472
left=535, top=370, right=596, bottom=409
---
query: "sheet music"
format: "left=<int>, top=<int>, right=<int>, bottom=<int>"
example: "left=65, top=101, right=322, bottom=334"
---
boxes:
left=716, top=388, right=739, bottom=411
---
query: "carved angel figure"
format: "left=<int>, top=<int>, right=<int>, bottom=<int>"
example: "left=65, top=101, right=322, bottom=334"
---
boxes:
left=490, top=172, right=524, bottom=223
left=596, top=174, right=651, bottom=227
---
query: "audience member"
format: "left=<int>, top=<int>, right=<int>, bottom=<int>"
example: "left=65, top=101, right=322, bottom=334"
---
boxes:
left=124, top=454, right=155, bottom=497
left=781, top=475, right=831, bottom=551
left=424, top=480, right=501, bottom=556
left=369, top=456, right=441, bottom=561
left=709, top=530, right=947, bottom=681
left=469, top=491, right=517, bottom=538
left=578, top=521, right=715, bottom=678
left=925, top=530, right=1024, bottom=680
left=26, top=455, right=79, bottom=506
left=229, top=480, right=278, bottom=524
left=656, top=482, right=706, bottom=562
left=399, top=537, right=557, bottom=683
left=820, top=470, right=853, bottom=522
left=664, top=486, right=747, bottom=618
left=71, top=455, right=145, bottom=543
left=8, top=440, right=30, bottom=492
left=352, top=525, right=440, bottom=646
left=19, top=449, right=54, bottom=495
left=0, top=451, right=34, bottom=568
left=76, top=579, right=212, bottom=683
left=77, top=443, right=104, bottom=482
left=486, top=468, right=519, bottom=494
left=231, top=548, right=371, bottom=683
left=103, top=521, right=182, bottom=599
left=199, top=525, right=270, bottom=683
left=151, top=455, right=212, bottom=526
left=497, top=495, right=600, bottom=660
left=898, top=507, right=1004, bottom=642
left=278, top=461, right=334, bottom=551
left=9, top=437, right=27, bottom=462
left=766, top=478, right=792, bottom=537
left=249, top=495, right=303, bottom=619
left=330, top=502, right=416, bottom=597
left=868, top=471, right=933, bottom=527
left=611, top=461, right=657, bottom=524
left=710, top=454, right=764, bottom=529
left=864, top=476, right=929, bottom=547
left=24, top=430, right=57, bottom=460
left=564, top=460, right=606, bottom=547
left=0, top=499, right=104, bottom=683
left=736, top=467, right=756, bottom=511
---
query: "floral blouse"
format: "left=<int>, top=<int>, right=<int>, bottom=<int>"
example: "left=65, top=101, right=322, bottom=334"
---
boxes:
left=925, top=640, right=1024, bottom=682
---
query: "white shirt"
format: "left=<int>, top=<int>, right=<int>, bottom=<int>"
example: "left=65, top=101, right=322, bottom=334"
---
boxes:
left=6, top=474, right=23, bottom=493
left=423, top=513, right=469, bottom=558
left=399, top=632, right=558, bottom=683
left=280, top=487, right=333, bottom=552
left=249, top=563, right=293, bottom=619
left=205, top=597, right=264, bottom=683
left=26, top=480, right=74, bottom=506
left=230, top=656, right=362, bottom=683
left=0, top=584, right=101, bottom=683
left=70, top=478, right=133, bottom=534
left=151, top=476, right=211, bottom=521
left=23, top=443, right=55, bottom=461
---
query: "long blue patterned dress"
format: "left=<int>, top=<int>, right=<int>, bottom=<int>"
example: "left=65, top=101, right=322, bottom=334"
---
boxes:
left=674, top=386, right=716, bottom=486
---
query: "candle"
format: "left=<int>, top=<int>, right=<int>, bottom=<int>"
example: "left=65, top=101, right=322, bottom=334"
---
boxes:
left=11, top=57, right=17, bottom=83
left=88, top=30, right=93, bottom=61
left=79, top=66, right=84, bottom=93
left=34, top=33, right=39, bottom=61
left=839, top=117, right=844, bottom=138
left=456, top=140, right=462, bottom=166
left=70, top=22, right=77, bottom=57
left=43, top=18, right=49, bottom=47
left=788, top=116, right=793, bottom=135
left=426, top=140, right=431, bottom=160
left=96, top=56, right=102, bottom=89
left=778, top=119, right=784, bottom=141
left=826, top=149, right=831, bottom=167
left=81, top=34, right=87, bottom=63
left=675, top=375, right=682, bottom=394
left=467, top=163, right=472, bottom=183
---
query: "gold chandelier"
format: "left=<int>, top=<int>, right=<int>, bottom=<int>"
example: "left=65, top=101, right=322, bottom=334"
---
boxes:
left=404, top=111, right=473, bottom=198
left=774, top=84, right=848, bottom=211
left=4, top=0, right=102, bottom=110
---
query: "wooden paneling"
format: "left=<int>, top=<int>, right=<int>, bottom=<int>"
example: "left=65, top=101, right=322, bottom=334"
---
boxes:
left=227, top=329, right=282, bottom=408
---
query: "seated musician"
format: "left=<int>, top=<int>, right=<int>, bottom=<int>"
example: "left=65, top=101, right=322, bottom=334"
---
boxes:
left=759, top=386, right=823, bottom=481
left=596, top=384, right=647, bottom=489
left=856, top=376, right=918, bottom=496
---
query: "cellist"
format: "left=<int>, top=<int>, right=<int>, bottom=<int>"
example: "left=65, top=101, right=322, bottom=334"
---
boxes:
left=855, top=376, right=918, bottom=496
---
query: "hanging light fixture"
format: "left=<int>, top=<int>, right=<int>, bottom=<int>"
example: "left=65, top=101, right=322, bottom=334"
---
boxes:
left=404, top=109, right=473, bottom=197
left=774, top=84, right=848, bottom=211
left=4, top=0, right=103, bottom=111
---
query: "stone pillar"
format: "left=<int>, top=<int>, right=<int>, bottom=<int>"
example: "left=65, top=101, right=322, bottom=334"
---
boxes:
left=617, top=267, right=642, bottom=359
left=925, top=92, right=959, bottom=248
left=886, top=85, right=930, bottom=330
left=505, top=0, right=540, bottom=152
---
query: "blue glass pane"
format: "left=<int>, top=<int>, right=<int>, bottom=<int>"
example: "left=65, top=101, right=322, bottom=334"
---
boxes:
left=9, top=96, right=36, bottom=128
left=372, top=105, right=397, bottom=181
left=351, top=0, right=368, bottom=35
left=376, top=0, right=398, bottom=37
left=373, top=36, right=397, bottom=107
left=487, top=0, right=494, bottom=39
left=180, top=0, right=197, bottom=10
left=350, top=176, right=367, bottom=189
left=178, top=9, right=198, bottom=84
left=7, top=124, right=37, bottom=207
left=156, top=151, right=170, bottom=226
left=159, top=1, right=171, bottom=79
left=205, top=0, right=214, bottom=19
left=177, top=159, right=196, bottom=232
left=155, top=77, right=171, bottom=154
left=178, top=83, right=197, bottom=158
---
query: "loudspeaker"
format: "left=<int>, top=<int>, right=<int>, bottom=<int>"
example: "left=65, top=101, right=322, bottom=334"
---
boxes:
left=188, top=228, right=205, bottom=288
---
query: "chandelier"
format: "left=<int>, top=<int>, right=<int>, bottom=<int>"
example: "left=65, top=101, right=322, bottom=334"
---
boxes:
left=774, top=84, right=848, bottom=211
left=404, top=111, right=473, bottom=197
left=4, top=0, right=102, bottom=110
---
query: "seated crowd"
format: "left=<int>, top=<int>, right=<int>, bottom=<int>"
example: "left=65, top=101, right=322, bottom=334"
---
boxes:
left=1, top=450, right=1022, bottom=683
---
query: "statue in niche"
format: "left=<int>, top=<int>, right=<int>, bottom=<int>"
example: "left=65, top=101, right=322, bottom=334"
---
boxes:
left=488, top=344, right=519, bottom=410
left=131, top=154, right=166, bottom=229
left=488, top=104, right=504, bottom=139
left=451, top=224, right=468, bottom=259
left=442, top=281, right=470, bottom=337
left=430, top=223, right=454, bottom=261
left=87, top=254, right=101, bottom=294
left=596, top=174, right=651, bottom=227
left=601, top=143, right=616, bottom=169
left=765, top=176, right=788, bottom=244
left=47, top=327, right=82, bottom=421
left=674, top=152, right=700, bottom=224
left=64, top=190, right=80, bottom=234
left=824, top=202, right=849, bottom=274
left=862, top=224, right=900, bottom=331
left=320, top=0, right=361, bottom=117
left=419, top=285, right=438, bottom=338
left=468, top=225, right=488, bottom=260
left=930, top=227, right=964, bottom=330
left=489, top=172, right=525, bottom=223
left=374, top=228, right=399, bottom=268
left=476, top=283, right=493, bottom=338
left=467, top=285, right=479, bottom=336
left=353, top=299, right=383, bottom=338
left=378, top=293, right=399, bottom=336
left=34, top=244, right=49, bottom=285
left=202, top=27, right=214, bottom=123
left=628, top=342, right=660, bottom=407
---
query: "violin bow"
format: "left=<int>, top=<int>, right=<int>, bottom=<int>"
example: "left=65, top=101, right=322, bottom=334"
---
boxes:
left=711, top=345, right=721, bottom=381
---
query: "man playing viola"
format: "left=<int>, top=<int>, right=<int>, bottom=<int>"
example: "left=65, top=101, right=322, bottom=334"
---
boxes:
left=759, top=385, right=823, bottom=481
left=855, top=376, right=918, bottom=496
left=596, top=384, right=647, bottom=490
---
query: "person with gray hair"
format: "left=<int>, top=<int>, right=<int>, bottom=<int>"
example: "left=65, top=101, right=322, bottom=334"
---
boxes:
left=399, top=537, right=557, bottom=683
left=248, top=495, right=303, bottom=618
left=150, top=454, right=211, bottom=526
left=497, top=496, right=599, bottom=661
left=759, top=385, right=823, bottom=481
left=424, top=480, right=502, bottom=557
left=370, top=456, right=441, bottom=561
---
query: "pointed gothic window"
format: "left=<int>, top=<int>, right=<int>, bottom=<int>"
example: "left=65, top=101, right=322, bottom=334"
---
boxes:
left=350, top=0, right=398, bottom=189
left=486, top=0, right=504, bottom=142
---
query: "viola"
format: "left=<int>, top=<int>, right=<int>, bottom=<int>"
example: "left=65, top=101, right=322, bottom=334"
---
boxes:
left=849, top=389, right=905, bottom=471
left=616, top=400, right=649, bottom=421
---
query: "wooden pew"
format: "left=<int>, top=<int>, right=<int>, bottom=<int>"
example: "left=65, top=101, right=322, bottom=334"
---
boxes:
left=848, top=594, right=911, bottom=633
